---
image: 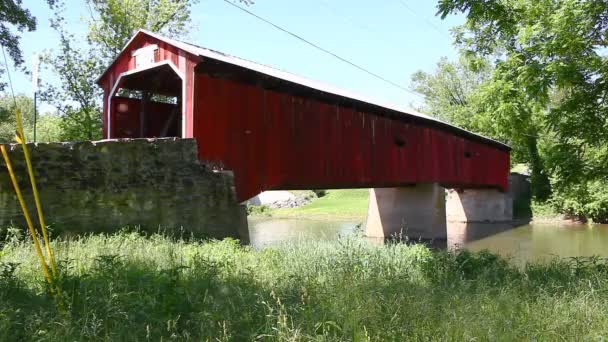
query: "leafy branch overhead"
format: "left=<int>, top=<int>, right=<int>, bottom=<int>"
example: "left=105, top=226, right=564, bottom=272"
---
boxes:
left=86, top=0, right=202, bottom=63
left=0, top=0, right=55, bottom=90
left=431, top=0, right=608, bottom=220
left=40, top=4, right=104, bottom=141
left=85, top=0, right=254, bottom=63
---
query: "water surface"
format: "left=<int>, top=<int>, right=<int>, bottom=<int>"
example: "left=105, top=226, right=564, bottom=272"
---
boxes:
left=464, top=223, right=608, bottom=264
left=248, top=218, right=357, bottom=248
left=248, top=218, right=608, bottom=264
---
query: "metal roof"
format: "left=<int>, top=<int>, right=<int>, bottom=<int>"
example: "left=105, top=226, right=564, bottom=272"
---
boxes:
left=100, top=29, right=510, bottom=150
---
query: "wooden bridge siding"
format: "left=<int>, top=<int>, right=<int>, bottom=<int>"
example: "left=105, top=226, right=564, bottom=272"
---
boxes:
left=96, top=31, right=510, bottom=202
left=193, top=74, right=509, bottom=202
left=109, top=98, right=179, bottom=138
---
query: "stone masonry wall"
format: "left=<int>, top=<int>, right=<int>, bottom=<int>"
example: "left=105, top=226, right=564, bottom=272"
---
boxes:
left=0, top=138, right=248, bottom=241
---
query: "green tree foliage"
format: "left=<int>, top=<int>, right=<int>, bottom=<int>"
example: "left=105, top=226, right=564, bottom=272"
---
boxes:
left=474, top=59, right=553, bottom=201
left=85, top=0, right=253, bottom=64
left=86, top=0, right=201, bottom=63
left=411, top=56, right=552, bottom=200
left=411, top=56, right=491, bottom=129
left=0, top=0, right=55, bottom=90
left=35, top=114, right=63, bottom=142
left=434, top=0, right=608, bottom=217
left=0, top=95, right=61, bottom=143
left=40, top=5, right=103, bottom=141
left=0, top=95, right=34, bottom=142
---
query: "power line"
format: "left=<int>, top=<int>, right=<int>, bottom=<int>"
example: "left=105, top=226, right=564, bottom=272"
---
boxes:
left=1, top=45, right=17, bottom=108
left=85, top=1, right=97, bottom=23
left=317, top=0, right=380, bottom=39
left=395, top=0, right=452, bottom=41
left=314, top=0, right=412, bottom=69
left=221, top=0, right=423, bottom=99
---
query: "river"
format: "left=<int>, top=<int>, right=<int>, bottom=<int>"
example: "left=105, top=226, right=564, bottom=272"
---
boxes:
left=248, top=218, right=608, bottom=264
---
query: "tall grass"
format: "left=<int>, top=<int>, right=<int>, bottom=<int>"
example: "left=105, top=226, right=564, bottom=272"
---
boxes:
left=1, top=230, right=608, bottom=340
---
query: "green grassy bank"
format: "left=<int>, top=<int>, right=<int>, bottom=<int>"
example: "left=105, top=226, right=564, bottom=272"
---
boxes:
left=266, top=189, right=369, bottom=221
left=2, top=231, right=608, bottom=340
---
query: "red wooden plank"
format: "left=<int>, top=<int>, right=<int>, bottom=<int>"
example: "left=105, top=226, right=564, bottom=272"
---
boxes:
left=263, top=91, right=283, bottom=188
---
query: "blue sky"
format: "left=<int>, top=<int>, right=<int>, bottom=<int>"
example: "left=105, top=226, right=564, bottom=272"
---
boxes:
left=6, top=0, right=464, bottom=112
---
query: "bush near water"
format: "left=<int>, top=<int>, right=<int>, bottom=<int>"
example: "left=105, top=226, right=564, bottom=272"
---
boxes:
left=2, top=230, right=608, bottom=340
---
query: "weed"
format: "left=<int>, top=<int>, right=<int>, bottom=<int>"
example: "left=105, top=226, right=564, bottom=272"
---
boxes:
left=1, top=232, right=608, bottom=340
left=246, top=204, right=272, bottom=216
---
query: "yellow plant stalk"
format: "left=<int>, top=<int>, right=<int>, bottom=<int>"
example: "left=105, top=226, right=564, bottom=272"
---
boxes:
left=14, top=109, right=57, bottom=276
left=0, top=145, right=53, bottom=285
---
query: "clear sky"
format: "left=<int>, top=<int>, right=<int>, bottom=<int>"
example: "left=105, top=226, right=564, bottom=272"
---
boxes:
left=6, top=0, right=464, bottom=113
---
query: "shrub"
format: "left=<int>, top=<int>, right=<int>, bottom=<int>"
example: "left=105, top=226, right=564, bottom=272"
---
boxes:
left=246, top=204, right=271, bottom=216
left=312, top=189, right=327, bottom=198
left=550, top=179, right=608, bottom=223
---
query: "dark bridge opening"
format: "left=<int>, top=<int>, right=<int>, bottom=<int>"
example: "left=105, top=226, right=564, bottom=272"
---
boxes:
left=109, top=63, right=183, bottom=138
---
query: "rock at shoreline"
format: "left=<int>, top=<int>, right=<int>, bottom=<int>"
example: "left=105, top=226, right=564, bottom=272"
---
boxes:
left=247, top=190, right=316, bottom=209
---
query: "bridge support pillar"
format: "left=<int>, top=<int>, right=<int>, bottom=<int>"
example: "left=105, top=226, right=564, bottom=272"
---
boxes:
left=365, top=184, right=447, bottom=240
left=446, top=189, right=512, bottom=223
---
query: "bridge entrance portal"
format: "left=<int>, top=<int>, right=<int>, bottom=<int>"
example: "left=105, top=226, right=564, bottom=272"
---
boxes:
left=107, top=63, right=183, bottom=139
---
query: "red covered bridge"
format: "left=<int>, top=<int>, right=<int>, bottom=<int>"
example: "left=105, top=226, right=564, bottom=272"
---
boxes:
left=97, top=30, right=511, bottom=240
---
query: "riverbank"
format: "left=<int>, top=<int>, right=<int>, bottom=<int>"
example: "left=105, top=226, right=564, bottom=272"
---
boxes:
left=2, top=232, right=608, bottom=340
left=260, top=189, right=369, bottom=221
left=530, top=200, right=576, bottom=224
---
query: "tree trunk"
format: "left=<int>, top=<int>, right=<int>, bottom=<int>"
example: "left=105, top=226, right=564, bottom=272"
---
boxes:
left=525, top=134, right=551, bottom=201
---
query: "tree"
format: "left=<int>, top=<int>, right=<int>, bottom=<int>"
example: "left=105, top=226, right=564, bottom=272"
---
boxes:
left=40, top=5, right=104, bottom=141
left=0, top=95, right=61, bottom=143
left=411, top=55, right=552, bottom=200
left=0, top=0, right=55, bottom=90
left=86, top=0, right=200, bottom=63
left=85, top=0, right=254, bottom=63
left=436, top=0, right=608, bottom=218
left=476, top=60, right=553, bottom=200
left=411, top=56, right=491, bottom=129
left=0, top=95, right=34, bottom=142
left=35, top=113, right=63, bottom=142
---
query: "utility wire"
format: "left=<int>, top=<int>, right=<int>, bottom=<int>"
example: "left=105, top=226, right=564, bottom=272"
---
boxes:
left=1, top=45, right=18, bottom=108
left=318, top=0, right=380, bottom=39
left=222, top=0, right=423, bottom=99
left=85, top=1, right=97, bottom=22
left=314, top=0, right=409, bottom=70
left=395, top=0, right=451, bottom=41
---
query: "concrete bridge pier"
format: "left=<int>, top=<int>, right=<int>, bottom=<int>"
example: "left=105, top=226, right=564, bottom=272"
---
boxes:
left=446, top=189, right=513, bottom=223
left=365, top=184, right=447, bottom=241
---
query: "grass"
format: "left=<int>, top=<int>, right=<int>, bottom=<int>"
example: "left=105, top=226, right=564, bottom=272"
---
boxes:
left=270, top=189, right=369, bottom=221
left=2, top=230, right=608, bottom=340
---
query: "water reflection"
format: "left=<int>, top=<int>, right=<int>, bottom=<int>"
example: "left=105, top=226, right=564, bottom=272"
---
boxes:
left=248, top=218, right=357, bottom=248
left=466, top=223, right=608, bottom=264
left=447, top=222, right=521, bottom=250
left=248, top=218, right=608, bottom=264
